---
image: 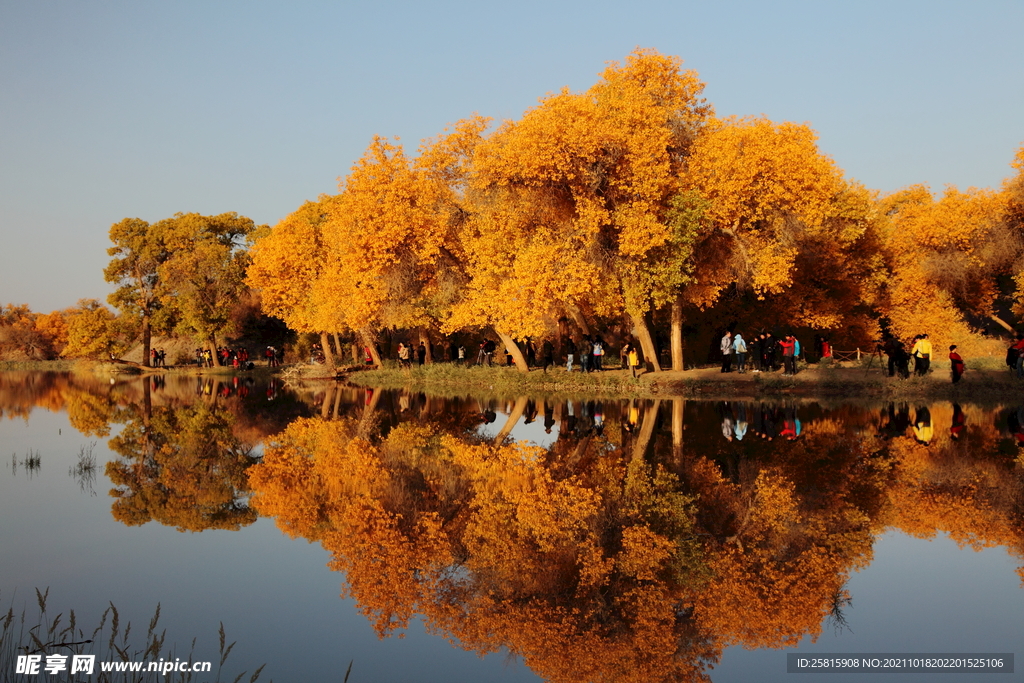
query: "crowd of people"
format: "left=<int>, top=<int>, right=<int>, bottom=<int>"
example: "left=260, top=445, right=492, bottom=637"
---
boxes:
left=717, top=331, right=812, bottom=375
left=192, top=346, right=255, bottom=369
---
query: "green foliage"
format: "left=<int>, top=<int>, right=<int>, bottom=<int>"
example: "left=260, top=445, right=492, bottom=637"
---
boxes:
left=158, top=213, right=259, bottom=346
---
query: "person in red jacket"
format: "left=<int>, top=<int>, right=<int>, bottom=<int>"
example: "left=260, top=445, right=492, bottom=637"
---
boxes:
left=948, top=345, right=965, bottom=383
left=1012, top=335, right=1024, bottom=379
left=779, top=335, right=796, bottom=375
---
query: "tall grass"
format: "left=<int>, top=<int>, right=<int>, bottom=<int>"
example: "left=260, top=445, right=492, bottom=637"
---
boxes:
left=68, top=442, right=97, bottom=496
left=0, top=589, right=271, bottom=683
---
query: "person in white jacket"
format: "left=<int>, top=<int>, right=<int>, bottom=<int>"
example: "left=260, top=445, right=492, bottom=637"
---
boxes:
left=733, top=332, right=748, bottom=374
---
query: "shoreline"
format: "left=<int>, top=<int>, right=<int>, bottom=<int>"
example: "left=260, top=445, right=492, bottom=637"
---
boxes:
left=3, top=359, right=1021, bottom=401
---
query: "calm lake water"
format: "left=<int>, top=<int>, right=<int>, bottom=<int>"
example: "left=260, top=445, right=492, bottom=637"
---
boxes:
left=1, top=371, right=1022, bottom=682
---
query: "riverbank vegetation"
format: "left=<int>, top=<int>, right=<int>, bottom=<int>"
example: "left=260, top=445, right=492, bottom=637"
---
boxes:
left=3, top=49, right=1024, bottom=382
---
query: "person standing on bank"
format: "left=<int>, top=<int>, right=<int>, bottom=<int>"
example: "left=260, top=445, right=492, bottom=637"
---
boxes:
left=1011, top=335, right=1024, bottom=379
left=720, top=331, right=733, bottom=373
left=779, top=335, right=796, bottom=375
left=911, top=334, right=932, bottom=375
left=627, top=342, right=641, bottom=379
left=541, top=340, right=554, bottom=373
left=763, top=333, right=777, bottom=372
left=949, top=345, right=966, bottom=383
left=733, top=331, right=747, bottom=373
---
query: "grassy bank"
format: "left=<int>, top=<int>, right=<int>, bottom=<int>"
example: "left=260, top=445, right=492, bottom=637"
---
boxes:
left=342, top=361, right=648, bottom=397
left=340, top=359, right=1024, bottom=401
left=0, top=360, right=79, bottom=372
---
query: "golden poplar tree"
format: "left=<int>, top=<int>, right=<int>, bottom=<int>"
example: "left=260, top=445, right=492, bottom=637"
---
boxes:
left=449, top=49, right=713, bottom=371
left=247, top=197, right=343, bottom=366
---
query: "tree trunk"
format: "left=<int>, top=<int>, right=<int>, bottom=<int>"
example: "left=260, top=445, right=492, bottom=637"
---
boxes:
left=631, top=399, right=661, bottom=462
left=565, top=304, right=591, bottom=336
left=629, top=311, right=662, bottom=373
left=990, top=314, right=1016, bottom=335
left=320, top=383, right=335, bottom=419
left=332, top=382, right=343, bottom=419
left=495, top=329, right=529, bottom=373
left=358, top=387, right=382, bottom=438
left=670, top=297, right=684, bottom=371
left=672, top=397, right=684, bottom=464
left=207, top=336, right=221, bottom=367
left=494, top=396, right=528, bottom=444
left=360, top=328, right=382, bottom=367
left=141, top=315, right=152, bottom=367
left=320, top=331, right=336, bottom=370
left=143, top=376, right=152, bottom=425
left=333, top=332, right=342, bottom=358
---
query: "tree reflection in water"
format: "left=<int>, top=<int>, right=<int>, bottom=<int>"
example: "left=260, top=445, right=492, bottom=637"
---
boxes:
left=248, top=395, right=1024, bottom=683
left=0, top=371, right=314, bottom=532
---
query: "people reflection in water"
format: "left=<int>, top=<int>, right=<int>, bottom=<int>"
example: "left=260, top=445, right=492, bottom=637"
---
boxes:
left=543, top=400, right=555, bottom=433
left=720, top=402, right=735, bottom=441
left=523, top=399, right=537, bottom=424
left=623, top=399, right=639, bottom=433
left=1007, top=406, right=1024, bottom=447
left=562, top=400, right=577, bottom=435
left=950, top=403, right=967, bottom=440
left=913, top=406, right=933, bottom=445
left=780, top=407, right=801, bottom=440
left=879, top=402, right=912, bottom=439
left=733, top=403, right=747, bottom=441
left=755, top=404, right=778, bottom=441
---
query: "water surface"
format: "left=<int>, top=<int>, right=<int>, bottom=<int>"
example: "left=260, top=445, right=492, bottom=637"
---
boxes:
left=1, top=371, right=1022, bottom=682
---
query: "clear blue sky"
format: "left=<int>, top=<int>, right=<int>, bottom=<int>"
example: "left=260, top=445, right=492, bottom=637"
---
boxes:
left=2, top=0, right=1021, bottom=313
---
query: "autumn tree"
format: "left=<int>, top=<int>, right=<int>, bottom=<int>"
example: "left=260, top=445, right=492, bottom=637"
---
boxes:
left=247, top=197, right=343, bottom=367
left=104, top=218, right=171, bottom=366
left=674, top=117, right=883, bottom=357
left=876, top=184, right=1017, bottom=346
left=62, top=299, right=132, bottom=359
left=313, top=121, right=488, bottom=366
left=316, top=139, right=432, bottom=365
left=450, top=49, right=713, bottom=372
left=0, top=304, right=47, bottom=360
left=157, top=213, right=260, bottom=365
left=1003, top=145, right=1024, bottom=321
